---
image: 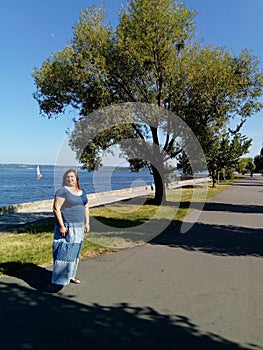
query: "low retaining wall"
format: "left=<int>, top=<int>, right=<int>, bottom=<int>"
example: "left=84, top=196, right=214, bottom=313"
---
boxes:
left=0, top=177, right=210, bottom=216
left=168, top=176, right=210, bottom=189
left=0, top=185, right=154, bottom=215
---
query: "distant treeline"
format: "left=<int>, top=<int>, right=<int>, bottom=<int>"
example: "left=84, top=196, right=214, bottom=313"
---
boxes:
left=0, top=163, right=41, bottom=170
left=0, top=163, right=54, bottom=170
left=0, top=163, right=137, bottom=172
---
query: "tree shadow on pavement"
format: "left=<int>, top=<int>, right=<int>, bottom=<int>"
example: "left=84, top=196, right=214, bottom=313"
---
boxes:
left=0, top=281, right=256, bottom=350
left=0, top=262, right=63, bottom=293
left=159, top=201, right=263, bottom=213
left=201, top=202, right=263, bottom=214
left=232, top=178, right=263, bottom=187
left=0, top=213, right=53, bottom=232
left=151, top=220, right=263, bottom=257
left=150, top=194, right=263, bottom=257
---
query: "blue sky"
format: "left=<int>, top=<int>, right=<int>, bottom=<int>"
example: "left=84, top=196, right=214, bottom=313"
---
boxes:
left=1, top=0, right=262, bottom=165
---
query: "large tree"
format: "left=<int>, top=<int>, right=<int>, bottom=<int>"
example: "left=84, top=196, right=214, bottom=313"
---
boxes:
left=254, top=146, right=263, bottom=174
left=33, top=0, right=263, bottom=204
left=207, top=128, right=252, bottom=186
left=237, top=157, right=255, bottom=175
left=178, top=122, right=252, bottom=187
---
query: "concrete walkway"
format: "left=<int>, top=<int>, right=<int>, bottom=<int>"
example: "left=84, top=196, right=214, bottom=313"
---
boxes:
left=0, top=176, right=263, bottom=349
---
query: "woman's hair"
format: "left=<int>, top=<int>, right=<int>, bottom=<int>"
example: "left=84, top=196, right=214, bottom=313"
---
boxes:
left=62, top=168, right=81, bottom=190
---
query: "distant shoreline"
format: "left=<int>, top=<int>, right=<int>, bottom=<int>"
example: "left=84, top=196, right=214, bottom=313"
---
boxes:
left=0, top=163, right=133, bottom=171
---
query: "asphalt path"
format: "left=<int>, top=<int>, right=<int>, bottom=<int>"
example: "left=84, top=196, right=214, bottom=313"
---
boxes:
left=0, top=176, right=263, bottom=349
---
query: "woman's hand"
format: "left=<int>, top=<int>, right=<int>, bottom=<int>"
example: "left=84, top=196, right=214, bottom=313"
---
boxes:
left=53, top=196, right=67, bottom=237
left=84, top=223, right=90, bottom=233
left=59, top=226, right=68, bottom=237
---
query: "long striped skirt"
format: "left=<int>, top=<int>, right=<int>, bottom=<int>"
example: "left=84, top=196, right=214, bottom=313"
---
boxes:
left=51, top=223, right=84, bottom=285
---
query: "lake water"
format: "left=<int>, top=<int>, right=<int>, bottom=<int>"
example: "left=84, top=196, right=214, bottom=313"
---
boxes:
left=0, top=167, right=153, bottom=207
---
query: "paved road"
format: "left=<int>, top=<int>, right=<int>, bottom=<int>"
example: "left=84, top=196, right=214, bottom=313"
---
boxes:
left=0, top=176, right=263, bottom=349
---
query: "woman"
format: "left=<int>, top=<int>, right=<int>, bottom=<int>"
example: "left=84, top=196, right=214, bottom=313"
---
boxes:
left=51, top=168, right=90, bottom=286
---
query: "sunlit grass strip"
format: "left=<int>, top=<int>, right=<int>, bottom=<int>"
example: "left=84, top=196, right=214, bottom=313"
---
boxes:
left=89, top=181, right=234, bottom=247
left=91, top=180, right=235, bottom=224
left=0, top=179, right=237, bottom=277
left=0, top=232, right=52, bottom=276
left=0, top=222, right=110, bottom=277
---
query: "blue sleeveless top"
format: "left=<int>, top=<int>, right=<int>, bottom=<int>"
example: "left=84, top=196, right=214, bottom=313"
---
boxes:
left=55, top=187, right=88, bottom=224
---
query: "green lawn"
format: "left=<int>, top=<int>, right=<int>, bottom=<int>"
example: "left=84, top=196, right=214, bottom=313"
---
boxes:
left=0, top=179, right=237, bottom=277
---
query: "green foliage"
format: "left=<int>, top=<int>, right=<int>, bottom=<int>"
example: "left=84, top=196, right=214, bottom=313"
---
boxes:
left=254, top=146, right=263, bottom=173
left=116, top=0, right=196, bottom=106
left=33, top=6, right=113, bottom=117
left=178, top=123, right=252, bottom=185
left=254, top=154, right=263, bottom=173
left=219, top=168, right=235, bottom=180
left=207, top=127, right=252, bottom=170
left=237, top=157, right=255, bottom=174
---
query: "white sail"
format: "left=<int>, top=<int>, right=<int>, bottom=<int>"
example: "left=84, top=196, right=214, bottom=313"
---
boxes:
left=37, top=165, right=42, bottom=178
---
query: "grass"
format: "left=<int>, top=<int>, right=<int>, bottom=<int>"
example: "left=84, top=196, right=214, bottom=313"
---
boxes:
left=0, top=220, right=109, bottom=277
left=88, top=179, right=236, bottom=247
left=0, top=178, right=238, bottom=277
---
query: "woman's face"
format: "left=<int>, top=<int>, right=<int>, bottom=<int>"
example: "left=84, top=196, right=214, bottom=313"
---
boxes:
left=65, top=172, right=77, bottom=186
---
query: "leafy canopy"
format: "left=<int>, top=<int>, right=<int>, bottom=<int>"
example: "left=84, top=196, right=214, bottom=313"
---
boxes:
left=33, top=0, right=263, bottom=201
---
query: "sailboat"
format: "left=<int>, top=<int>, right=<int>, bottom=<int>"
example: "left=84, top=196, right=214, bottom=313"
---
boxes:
left=37, top=165, right=42, bottom=179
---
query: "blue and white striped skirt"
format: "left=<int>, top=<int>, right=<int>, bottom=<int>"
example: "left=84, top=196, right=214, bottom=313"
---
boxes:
left=51, top=223, right=84, bottom=285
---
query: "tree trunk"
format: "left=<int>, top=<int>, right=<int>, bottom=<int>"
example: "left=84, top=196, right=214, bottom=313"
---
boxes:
left=152, top=165, right=166, bottom=205
left=211, top=172, right=217, bottom=188
left=212, top=176, right=216, bottom=188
